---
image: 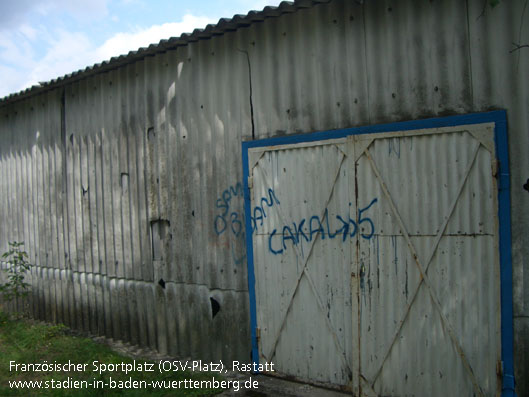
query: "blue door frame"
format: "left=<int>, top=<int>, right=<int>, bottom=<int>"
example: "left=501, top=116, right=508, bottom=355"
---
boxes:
left=242, top=110, right=516, bottom=396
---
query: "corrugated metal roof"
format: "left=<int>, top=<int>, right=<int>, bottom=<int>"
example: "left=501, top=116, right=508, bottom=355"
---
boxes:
left=0, top=0, right=331, bottom=105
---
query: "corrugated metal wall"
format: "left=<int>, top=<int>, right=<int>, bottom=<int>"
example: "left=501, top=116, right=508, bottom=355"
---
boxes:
left=0, top=0, right=527, bottom=393
left=0, top=32, right=254, bottom=362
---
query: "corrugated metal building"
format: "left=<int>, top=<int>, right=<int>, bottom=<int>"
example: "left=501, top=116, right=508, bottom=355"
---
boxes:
left=0, top=0, right=527, bottom=395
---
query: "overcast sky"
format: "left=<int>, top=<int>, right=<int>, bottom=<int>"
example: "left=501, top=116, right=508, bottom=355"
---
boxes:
left=0, top=0, right=282, bottom=99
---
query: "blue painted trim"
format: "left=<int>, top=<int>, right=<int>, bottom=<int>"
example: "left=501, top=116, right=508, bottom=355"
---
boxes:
left=241, top=110, right=515, bottom=392
left=244, top=111, right=509, bottom=149
left=493, top=112, right=517, bottom=397
left=242, top=141, right=260, bottom=371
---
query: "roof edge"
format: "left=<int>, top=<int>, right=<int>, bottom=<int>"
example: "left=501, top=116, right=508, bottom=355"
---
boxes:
left=0, top=0, right=332, bottom=107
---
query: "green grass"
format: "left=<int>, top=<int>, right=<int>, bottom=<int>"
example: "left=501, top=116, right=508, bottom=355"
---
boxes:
left=0, top=312, right=222, bottom=396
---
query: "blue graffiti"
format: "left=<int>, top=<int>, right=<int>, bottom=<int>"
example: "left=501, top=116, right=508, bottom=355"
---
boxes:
left=216, top=183, right=243, bottom=216
left=214, top=183, right=243, bottom=236
left=213, top=181, right=247, bottom=265
left=268, top=198, right=378, bottom=255
left=250, top=189, right=280, bottom=233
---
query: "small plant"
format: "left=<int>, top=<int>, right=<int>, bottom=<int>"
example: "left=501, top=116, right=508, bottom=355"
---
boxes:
left=44, top=323, right=68, bottom=339
left=0, top=241, right=31, bottom=302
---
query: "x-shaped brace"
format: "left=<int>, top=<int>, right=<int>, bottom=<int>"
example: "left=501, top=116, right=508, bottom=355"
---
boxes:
left=361, top=137, right=484, bottom=397
left=253, top=145, right=352, bottom=378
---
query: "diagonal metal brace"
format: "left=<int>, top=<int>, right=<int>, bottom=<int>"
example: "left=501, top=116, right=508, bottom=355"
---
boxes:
left=362, top=140, right=484, bottom=397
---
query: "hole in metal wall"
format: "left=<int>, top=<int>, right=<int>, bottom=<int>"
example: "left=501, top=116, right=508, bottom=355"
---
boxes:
left=210, top=297, right=220, bottom=319
left=147, top=127, right=155, bottom=140
left=151, top=219, right=170, bottom=261
left=121, top=173, right=129, bottom=192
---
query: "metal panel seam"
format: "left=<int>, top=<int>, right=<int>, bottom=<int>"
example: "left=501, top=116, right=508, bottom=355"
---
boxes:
left=242, top=141, right=259, bottom=369
left=494, top=112, right=516, bottom=397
